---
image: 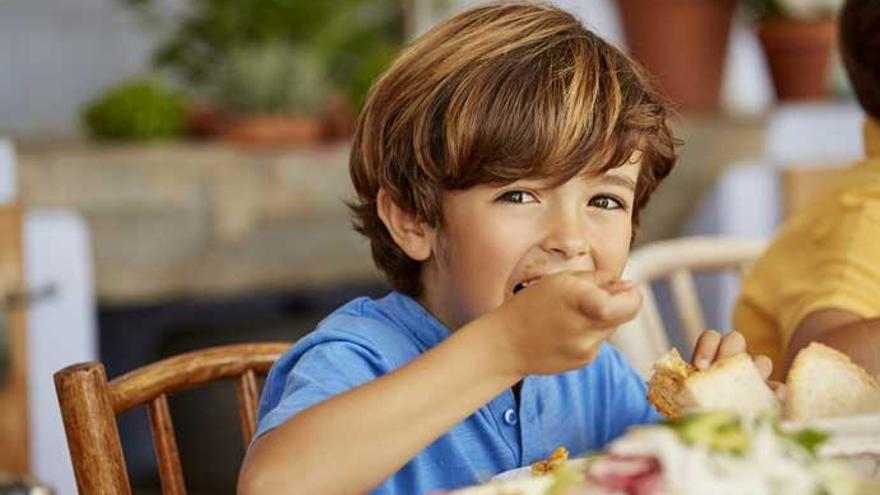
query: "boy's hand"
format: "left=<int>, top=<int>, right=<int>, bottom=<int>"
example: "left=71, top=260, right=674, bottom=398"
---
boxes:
left=692, top=330, right=786, bottom=400
left=490, top=271, right=642, bottom=377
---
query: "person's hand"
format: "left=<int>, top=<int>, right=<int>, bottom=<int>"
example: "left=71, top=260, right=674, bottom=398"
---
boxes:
left=692, top=330, right=786, bottom=400
left=488, top=271, right=642, bottom=377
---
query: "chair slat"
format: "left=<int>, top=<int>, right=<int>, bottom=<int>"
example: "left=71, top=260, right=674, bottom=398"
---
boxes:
left=147, top=394, right=187, bottom=495
left=111, top=342, right=290, bottom=414
left=236, top=370, right=260, bottom=447
left=669, top=269, right=706, bottom=349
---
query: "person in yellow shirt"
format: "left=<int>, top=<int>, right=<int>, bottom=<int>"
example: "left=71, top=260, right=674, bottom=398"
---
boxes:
left=734, top=0, right=880, bottom=380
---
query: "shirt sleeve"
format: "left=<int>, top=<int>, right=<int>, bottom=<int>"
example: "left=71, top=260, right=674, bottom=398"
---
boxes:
left=779, top=197, right=880, bottom=345
left=255, top=339, right=389, bottom=440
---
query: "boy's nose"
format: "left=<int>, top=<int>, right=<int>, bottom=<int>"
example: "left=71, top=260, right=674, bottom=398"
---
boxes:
left=540, top=211, right=591, bottom=259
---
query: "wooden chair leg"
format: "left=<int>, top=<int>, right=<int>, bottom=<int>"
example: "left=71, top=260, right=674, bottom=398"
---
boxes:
left=55, top=362, right=133, bottom=495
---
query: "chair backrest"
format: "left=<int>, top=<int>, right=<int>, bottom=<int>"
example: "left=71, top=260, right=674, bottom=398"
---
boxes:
left=53, top=342, right=291, bottom=495
left=609, top=237, right=767, bottom=378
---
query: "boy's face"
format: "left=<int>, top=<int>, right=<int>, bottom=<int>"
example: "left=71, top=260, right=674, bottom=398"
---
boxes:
left=420, top=161, right=641, bottom=330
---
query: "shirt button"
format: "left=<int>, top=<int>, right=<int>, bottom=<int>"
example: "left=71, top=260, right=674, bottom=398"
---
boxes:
left=502, top=408, right=518, bottom=426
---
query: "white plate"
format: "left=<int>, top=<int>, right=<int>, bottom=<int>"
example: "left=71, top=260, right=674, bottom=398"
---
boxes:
left=492, top=457, right=593, bottom=481
left=452, top=475, right=553, bottom=495
left=785, top=414, right=880, bottom=479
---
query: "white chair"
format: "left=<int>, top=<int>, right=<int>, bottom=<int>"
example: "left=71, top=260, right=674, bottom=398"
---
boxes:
left=610, top=236, right=768, bottom=379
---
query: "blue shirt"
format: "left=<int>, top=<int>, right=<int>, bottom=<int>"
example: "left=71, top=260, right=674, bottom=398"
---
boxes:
left=256, top=292, right=660, bottom=494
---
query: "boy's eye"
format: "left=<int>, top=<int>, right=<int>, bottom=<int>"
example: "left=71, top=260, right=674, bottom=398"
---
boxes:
left=589, top=195, right=625, bottom=210
left=497, top=190, right=537, bottom=203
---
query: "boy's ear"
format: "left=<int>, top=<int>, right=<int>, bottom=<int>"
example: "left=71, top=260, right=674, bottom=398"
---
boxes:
left=376, top=188, right=434, bottom=261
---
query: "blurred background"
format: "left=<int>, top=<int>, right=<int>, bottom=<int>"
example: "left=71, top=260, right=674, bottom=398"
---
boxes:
left=0, top=0, right=864, bottom=493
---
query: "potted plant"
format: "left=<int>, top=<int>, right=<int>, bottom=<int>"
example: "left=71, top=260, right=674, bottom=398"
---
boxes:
left=213, top=42, right=328, bottom=145
left=616, top=0, right=737, bottom=113
left=82, top=78, right=188, bottom=141
left=116, top=0, right=403, bottom=144
left=748, top=0, right=844, bottom=101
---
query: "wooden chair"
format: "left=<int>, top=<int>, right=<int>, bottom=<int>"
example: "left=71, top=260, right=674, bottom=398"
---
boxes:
left=53, top=342, right=291, bottom=495
left=609, top=236, right=767, bottom=378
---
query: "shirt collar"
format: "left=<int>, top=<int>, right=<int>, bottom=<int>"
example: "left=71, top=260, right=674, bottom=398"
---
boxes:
left=865, top=118, right=880, bottom=158
left=383, top=292, right=453, bottom=350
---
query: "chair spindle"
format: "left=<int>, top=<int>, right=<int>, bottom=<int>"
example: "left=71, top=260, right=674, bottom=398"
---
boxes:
left=147, top=393, right=187, bottom=495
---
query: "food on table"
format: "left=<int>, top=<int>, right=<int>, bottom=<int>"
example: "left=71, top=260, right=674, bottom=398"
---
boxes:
left=785, top=343, right=880, bottom=422
left=531, top=446, right=569, bottom=475
left=452, top=412, right=875, bottom=495
left=646, top=348, right=778, bottom=420
left=566, top=412, right=867, bottom=495
left=451, top=343, right=880, bottom=494
left=648, top=342, right=880, bottom=423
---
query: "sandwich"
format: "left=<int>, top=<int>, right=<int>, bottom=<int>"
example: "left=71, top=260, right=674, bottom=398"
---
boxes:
left=648, top=341, right=880, bottom=423
left=647, top=348, right=779, bottom=420
left=785, top=342, right=880, bottom=422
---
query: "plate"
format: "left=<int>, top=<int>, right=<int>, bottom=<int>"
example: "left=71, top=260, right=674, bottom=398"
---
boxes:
left=492, top=456, right=593, bottom=481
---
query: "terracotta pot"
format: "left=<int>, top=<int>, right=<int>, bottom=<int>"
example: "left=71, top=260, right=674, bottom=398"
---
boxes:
left=186, top=102, right=227, bottom=139
left=617, top=0, right=736, bottom=113
left=758, top=19, right=837, bottom=101
left=222, top=115, right=324, bottom=146
left=322, top=93, right=357, bottom=142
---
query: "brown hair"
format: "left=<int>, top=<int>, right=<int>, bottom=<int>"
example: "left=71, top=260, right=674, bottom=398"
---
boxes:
left=349, top=2, right=677, bottom=296
left=840, top=0, right=880, bottom=119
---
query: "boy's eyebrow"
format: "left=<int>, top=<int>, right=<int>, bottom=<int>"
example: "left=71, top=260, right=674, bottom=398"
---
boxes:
left=598, top=174, right=637, bottom=191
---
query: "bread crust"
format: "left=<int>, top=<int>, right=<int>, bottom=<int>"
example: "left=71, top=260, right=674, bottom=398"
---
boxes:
left=647, top=348, right=695, bottom=419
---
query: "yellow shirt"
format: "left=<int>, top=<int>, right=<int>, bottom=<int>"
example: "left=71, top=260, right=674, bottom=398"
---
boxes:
left=733, top=119, right=880, bottom=377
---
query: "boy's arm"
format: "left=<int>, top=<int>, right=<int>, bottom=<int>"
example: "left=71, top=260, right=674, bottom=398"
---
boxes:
left=239, top=273, right=640, bottom=495
left=784, top=309, right=880, bottom=377
left=238, top=315, right=520, bottom=495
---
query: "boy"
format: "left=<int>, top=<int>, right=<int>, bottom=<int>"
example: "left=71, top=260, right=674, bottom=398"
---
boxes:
left=239, top=3, right=771, bottom=494
left=734, top=0, right=880, bottom=380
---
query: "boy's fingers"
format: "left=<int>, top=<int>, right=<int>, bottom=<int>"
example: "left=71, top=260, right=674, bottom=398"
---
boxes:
left=692, top=330, right=722, bottom=370
left=602, top=279, right=635, bottom=295
left=716, top=330, right=747, bottom=360
left=575, top=281, right=642, bottom=326
left=568, top=270, right=615, bottom=288
left=753, top=354, right=773, bottom=381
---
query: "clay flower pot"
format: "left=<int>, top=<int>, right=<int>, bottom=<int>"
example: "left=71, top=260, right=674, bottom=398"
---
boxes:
left=221, top=115, right=325, bottom=146
left=758, top=18, right=837, bottom=101
left=617, top=0, right=736, bottom=113
left=186, top=101, right=227, bottom=139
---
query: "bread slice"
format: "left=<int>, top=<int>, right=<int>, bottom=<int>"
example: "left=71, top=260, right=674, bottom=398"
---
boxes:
left=785, top=342, right=880, bottom=422
left=648, top=349, right=779, bottom=419
left=681, top=353, right=780, bottom=418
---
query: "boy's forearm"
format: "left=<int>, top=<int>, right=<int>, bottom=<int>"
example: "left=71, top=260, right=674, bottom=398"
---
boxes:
left=239, top=313, right=521, bottom=495
left=785, top=315, right=880, bottom=377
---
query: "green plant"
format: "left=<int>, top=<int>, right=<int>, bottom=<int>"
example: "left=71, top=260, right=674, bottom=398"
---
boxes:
left=119, top=0, right=404, bottom=112
left=310, top=1, right=403, bottom=109
left=82, top=79, right=187, bottom=140
left=217, top=42, right=327, bottom=115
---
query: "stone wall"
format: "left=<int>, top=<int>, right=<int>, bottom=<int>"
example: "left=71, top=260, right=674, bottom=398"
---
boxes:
left=19, top=142, right=380, bottom=305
